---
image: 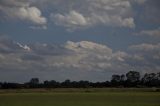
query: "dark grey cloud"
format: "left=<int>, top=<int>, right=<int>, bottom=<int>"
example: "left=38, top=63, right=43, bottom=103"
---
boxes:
left=0, top=36, right=28, bottom=53
left=136, top=27, right=160, bottom=37
left=20, top=54, right=44, bottom=61
left=30, top=43, right=72, bottom=56
left=0, top=0, right=29, bottom=7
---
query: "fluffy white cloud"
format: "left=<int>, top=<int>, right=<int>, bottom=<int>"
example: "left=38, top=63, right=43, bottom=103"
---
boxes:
left=0, top=0, right=47, bottom=26
left=16, top=7, right=47, bottom=25
left=65, top=41, right=112, bottom=53
left=51, top=11, right=88, bottom=30
left=1, top=0, right=159, bottom=31
left=50, top=0, right=135, bottom=30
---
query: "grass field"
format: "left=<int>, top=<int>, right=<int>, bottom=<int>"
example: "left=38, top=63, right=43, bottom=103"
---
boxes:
left=0, top=88, right=160, bottom=106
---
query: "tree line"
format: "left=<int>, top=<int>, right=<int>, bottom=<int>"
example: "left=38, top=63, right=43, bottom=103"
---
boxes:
left=0, top=71, right=160, bottom=89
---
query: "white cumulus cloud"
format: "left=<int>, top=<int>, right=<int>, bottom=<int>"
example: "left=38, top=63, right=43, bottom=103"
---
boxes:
left=50, top=0, right=135, bottom=30
left=51, top=10, right=88, bottom=30
left=17, top=7, right=47, bottom=25
left=0, top=0, right=47, bottom=26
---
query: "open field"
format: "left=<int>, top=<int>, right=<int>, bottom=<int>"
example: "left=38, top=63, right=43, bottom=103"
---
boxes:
left=0, top=88, right=160, bottom=106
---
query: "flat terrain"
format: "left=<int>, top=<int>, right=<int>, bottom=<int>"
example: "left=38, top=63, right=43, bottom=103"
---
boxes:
left=0, top=88, right=160, bottom=106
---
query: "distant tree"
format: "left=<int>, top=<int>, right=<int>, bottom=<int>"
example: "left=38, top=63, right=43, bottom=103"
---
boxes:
left=111, top=75, right=121, bottom=87
left=1, top=71, right=160, bottom=89
left=111, top=75, right=121, bottom=82
left=78, top=80, right=90, bottom=88
left=157, top=72, right=160, bottom=79
left=157, top=72, right=160, bottom=87
left=28, top=78, right=40, bottom=88
left=111, top=74, right=126, bottom=87
left=126, top=71, right=140, bottom=87
left=30, top=78, right=39, bottom=85
left=43, top=80, right=59, bottom=88
left=142, top=73, right=159, bottom=87
left=126, top=71, right=140, bottom=82
left=62, top=79, right=71, bottom=88
left=120, top=74, right=125, bottom=81
left=0, top=82, right=2, bottom=89
left=1, top=82, right=21, bottom=89
left=120, top=74, right=125, bottom=86
left=44, top=80, right=49, bottom=85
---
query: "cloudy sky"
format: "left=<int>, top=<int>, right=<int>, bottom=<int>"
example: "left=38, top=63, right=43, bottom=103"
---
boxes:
left=0, top=0, right=160, bottom=82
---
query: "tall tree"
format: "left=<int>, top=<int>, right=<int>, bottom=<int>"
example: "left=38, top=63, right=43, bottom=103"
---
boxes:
left=30, top=78, right=39, bottom=85
left=126, top=71, right=140, bottom=87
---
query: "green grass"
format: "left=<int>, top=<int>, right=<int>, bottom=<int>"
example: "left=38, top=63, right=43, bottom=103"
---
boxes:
left=0, top=89, right=160, bottom=106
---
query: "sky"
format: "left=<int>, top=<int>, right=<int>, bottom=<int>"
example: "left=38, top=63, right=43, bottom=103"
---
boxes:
left=0, top=0, right=160, bottom=83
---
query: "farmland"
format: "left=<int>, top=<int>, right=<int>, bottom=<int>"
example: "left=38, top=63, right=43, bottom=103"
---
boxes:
left=0, top=88, right=160, bottom=106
